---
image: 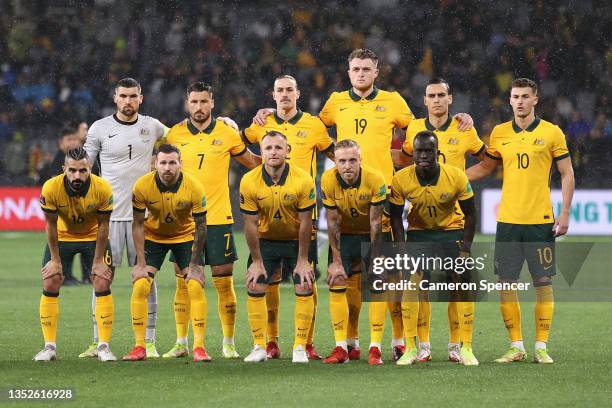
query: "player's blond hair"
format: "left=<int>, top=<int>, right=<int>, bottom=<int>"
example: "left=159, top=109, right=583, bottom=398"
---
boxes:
left=335, top=139, right=360, bottom=154
left=348, top=49, right=379, bottom=66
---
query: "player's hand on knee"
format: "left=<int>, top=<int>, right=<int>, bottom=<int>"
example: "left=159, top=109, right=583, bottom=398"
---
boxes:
left=41, top=260, right=63, bottom=280
left=132, top=263, right=150, bottom=283
left=253, top=108, right=273, bottom=126
left=246, top=261, right=267, bottom=291
left=92, top=262, right=113, bottom=282
left=217, top=116, right=238, bottom=131
left=294, top=259, right=314, bottom=291
left=327, top=261, right=347, bottom=287
left=186, top=263, right=205, bottom=286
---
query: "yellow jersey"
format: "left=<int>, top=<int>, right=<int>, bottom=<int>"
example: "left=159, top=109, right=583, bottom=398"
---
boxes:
left=132, top=171, right=207, bottom=243
left=166, top=118, right=246, bottom=225
left=486, top=117, right=569, bottom=224
left=319, top=87, right=414, bottom=185
left=402, top=117, right=485, bottom=170
left=240, top=164, right=316, bottom=241
left=390, top=164, right=473, bottom=230
left=40, top=174, right=113, bottom=242
left=321, top=165, right=387, bottom=235
left=243, top=110, right=333, bottom=179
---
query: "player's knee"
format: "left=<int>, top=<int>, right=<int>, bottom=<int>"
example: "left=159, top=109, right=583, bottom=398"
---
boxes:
left=533, top=276, right=552, bottom=287
left=43, top=274, right=63, bottom=293
left=92, top=275, right=111, bottom=292
left=211, top=263, right=233, bottom=277
left=173, top=262, right=181, bottom=274
left=248, top=283, right=267, bottom=296
left=294, top=285, right=313, bottom=297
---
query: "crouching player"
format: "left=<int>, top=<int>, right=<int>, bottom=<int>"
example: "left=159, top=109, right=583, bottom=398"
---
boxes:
left=240, top=131, right=317, bottom=363
left=35, top=147, right=116, bottom=362
left=123, top=144, right=210, bottom=362
left=319, top=139, right=389, bottom=364
left=389, top=131, right=478, bottom=366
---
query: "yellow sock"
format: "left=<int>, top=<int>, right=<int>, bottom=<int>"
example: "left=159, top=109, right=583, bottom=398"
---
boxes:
left=329, top=286, right=349, bottom=343
left=187, top=279, right=207, bottom=349
left=388, top=301, right=403, bottom=341
left=448, top=302, right=461, bottom=343
left=265, top=283, right=280, bottom=342
left=307, top=281, right=318, bottom=345
left=346, top=273, right=362, bottom=341
left=401, top=290, right=419, bottom=349
left=40, top=292, right=59, bottom=343
left=457, top=301, right=474, bottom=346
left=294, top=294, right=314, bottom=348
left=212, top=276, right=236, bottom=339
left=500, top=289, right=522, bottom=342
left=417, top=297, right=431, bottom=342
left=95, top=291, right=114, bottom=343
left=535, top=285, right=554, bottom=342
left=368, top=298, right=387, bottom=345
left=174, top=275, right=190, bottom=339
left=131, top=278, right=152, bottom=347
left=247, top=293, right=267, bottom=346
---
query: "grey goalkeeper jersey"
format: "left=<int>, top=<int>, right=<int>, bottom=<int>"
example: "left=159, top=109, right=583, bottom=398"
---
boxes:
left=84, top=114, right=167, bottom=221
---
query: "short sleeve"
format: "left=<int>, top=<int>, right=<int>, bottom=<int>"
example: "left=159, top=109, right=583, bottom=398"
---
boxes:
left=318, top=93, right=337, bottom=127
left=84, top=123, right=101, bottom=165
left=297, top=177, right=316, bottom=212
left=153, top=118, right=169, bottom=140
left=191, top=179, right=207, bottom=216
left=457, top=171, right=474, bottom=201
left=313, top=119, right=334, bottom=152
left=467, top=127, right=486, bottom=156
left=228, top=128, right=247, bottom=156
left=239, top=175, right=258, bottom=215
left=389, top=173, right=405, bottom=206
left=552, top=126, right=570, bottom=161
left=485, top=127, right=502, bottom=160
left=392, top=92, right=415, bottom=129
left=97, top=180, right=114, bottom=214
left=320, top=171, right=336, bottom=209
left=40, top=180, right=57, bottom=213
left=132, top=181, right=147, bottom=213
left=370, top=171, right=387, bottom=206
left=243, top=123, right=265, bottom=145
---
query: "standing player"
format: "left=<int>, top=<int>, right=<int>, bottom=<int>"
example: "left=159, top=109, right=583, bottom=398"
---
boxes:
left=390, top=131, right=478, bottom=366
left=34, top=148, right=116, bottom=362
left=397, top=78, right=485, bottom=363
left=240, top=131, right=317, bottom=363
left=123, top=144, right=210, bottom=362
left=83, top=78, right=168, bottom=358
left=163, top=82, right=260, bottom=359
left=319, top=140, right=388, bottom=365
left=243, top=75, right=335, bottom=360
left=466, top=78, right=574, bottom=364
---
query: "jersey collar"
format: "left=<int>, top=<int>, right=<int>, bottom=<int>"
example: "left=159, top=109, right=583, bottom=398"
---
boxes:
left=512, top=116, right=541, bottom=133
left=415, top=165, right=440, bottom=187
left=274, top=109, right=303, bottom=125
left=63, top=175, right=91, bottom=197
left=187, top=117, right=217, bottom=135
left=113, top=114, right=138, bottom=126
left=155, top=171, right=183, bottom=193
left=336, top=168, right=362, bottom=189
left=262, top=163, right=290, bottom=186
left=425, top=116, right=452, bottom=132
left=348, top=87, right=379, bottom=102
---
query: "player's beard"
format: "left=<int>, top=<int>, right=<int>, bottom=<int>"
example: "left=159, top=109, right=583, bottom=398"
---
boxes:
left=191, top=111, right=211, bottom=124
left=121, top=105, right=137, bottom=118
left=69, top=179, right=85, bottom=191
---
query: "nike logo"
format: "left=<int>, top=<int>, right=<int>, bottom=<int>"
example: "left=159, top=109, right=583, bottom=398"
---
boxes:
left=339, top=107, right=349, bottom=111
left=40, top=316, right=51, bottom=319
left=148, top=201, right=159, bottom=205
left=333, top=320, right=345, bottom=327
left=181, top=143, right=189, bottom=146
left=407, top=196, right=417, bottom=200
left=194, top=318, right=205, bottom=322
left=224, top=252, right=234, bottom=257
left=252, top=328, right=262, bottom=333
left=101, top=314, right=111, bottom=319
left=58, top=204, right=68, bottom=208
left=502, top=142, right=511, bottom=145
left=543, top=265, right=553, bottom=270
left=463, top=314, right=473, bottom=317
left=539, top=318, right=551, bottom=321
left=133, top=317, right=143, bottom=321
left=372, top=324, right=383, bottom=327
left=109, top=134, right=118, bottom=138
left=298, top=327, right=309, bottom=331
left=257, top=197, right=266, bottom=201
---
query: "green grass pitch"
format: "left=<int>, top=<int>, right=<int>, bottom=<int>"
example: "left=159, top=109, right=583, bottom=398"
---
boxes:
left=0, top=232, right=610, bottom=407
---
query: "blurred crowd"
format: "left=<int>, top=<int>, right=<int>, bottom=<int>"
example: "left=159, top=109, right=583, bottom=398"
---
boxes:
left=0, top=0, right=610, bottom=187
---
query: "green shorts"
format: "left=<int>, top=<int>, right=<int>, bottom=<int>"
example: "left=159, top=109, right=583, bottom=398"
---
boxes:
left=145, top=240, right=195, bottom=271
left=43, top=241, right=113, bottom=275
left=494, top=222, right=555, bottom=282
left=170, top=224, right=238, bottom=266
left=247, top=239, right=316, bottom=285
left=327, top=234, right=370, bottom=276
left=405, top=229, right=465, bottom=280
